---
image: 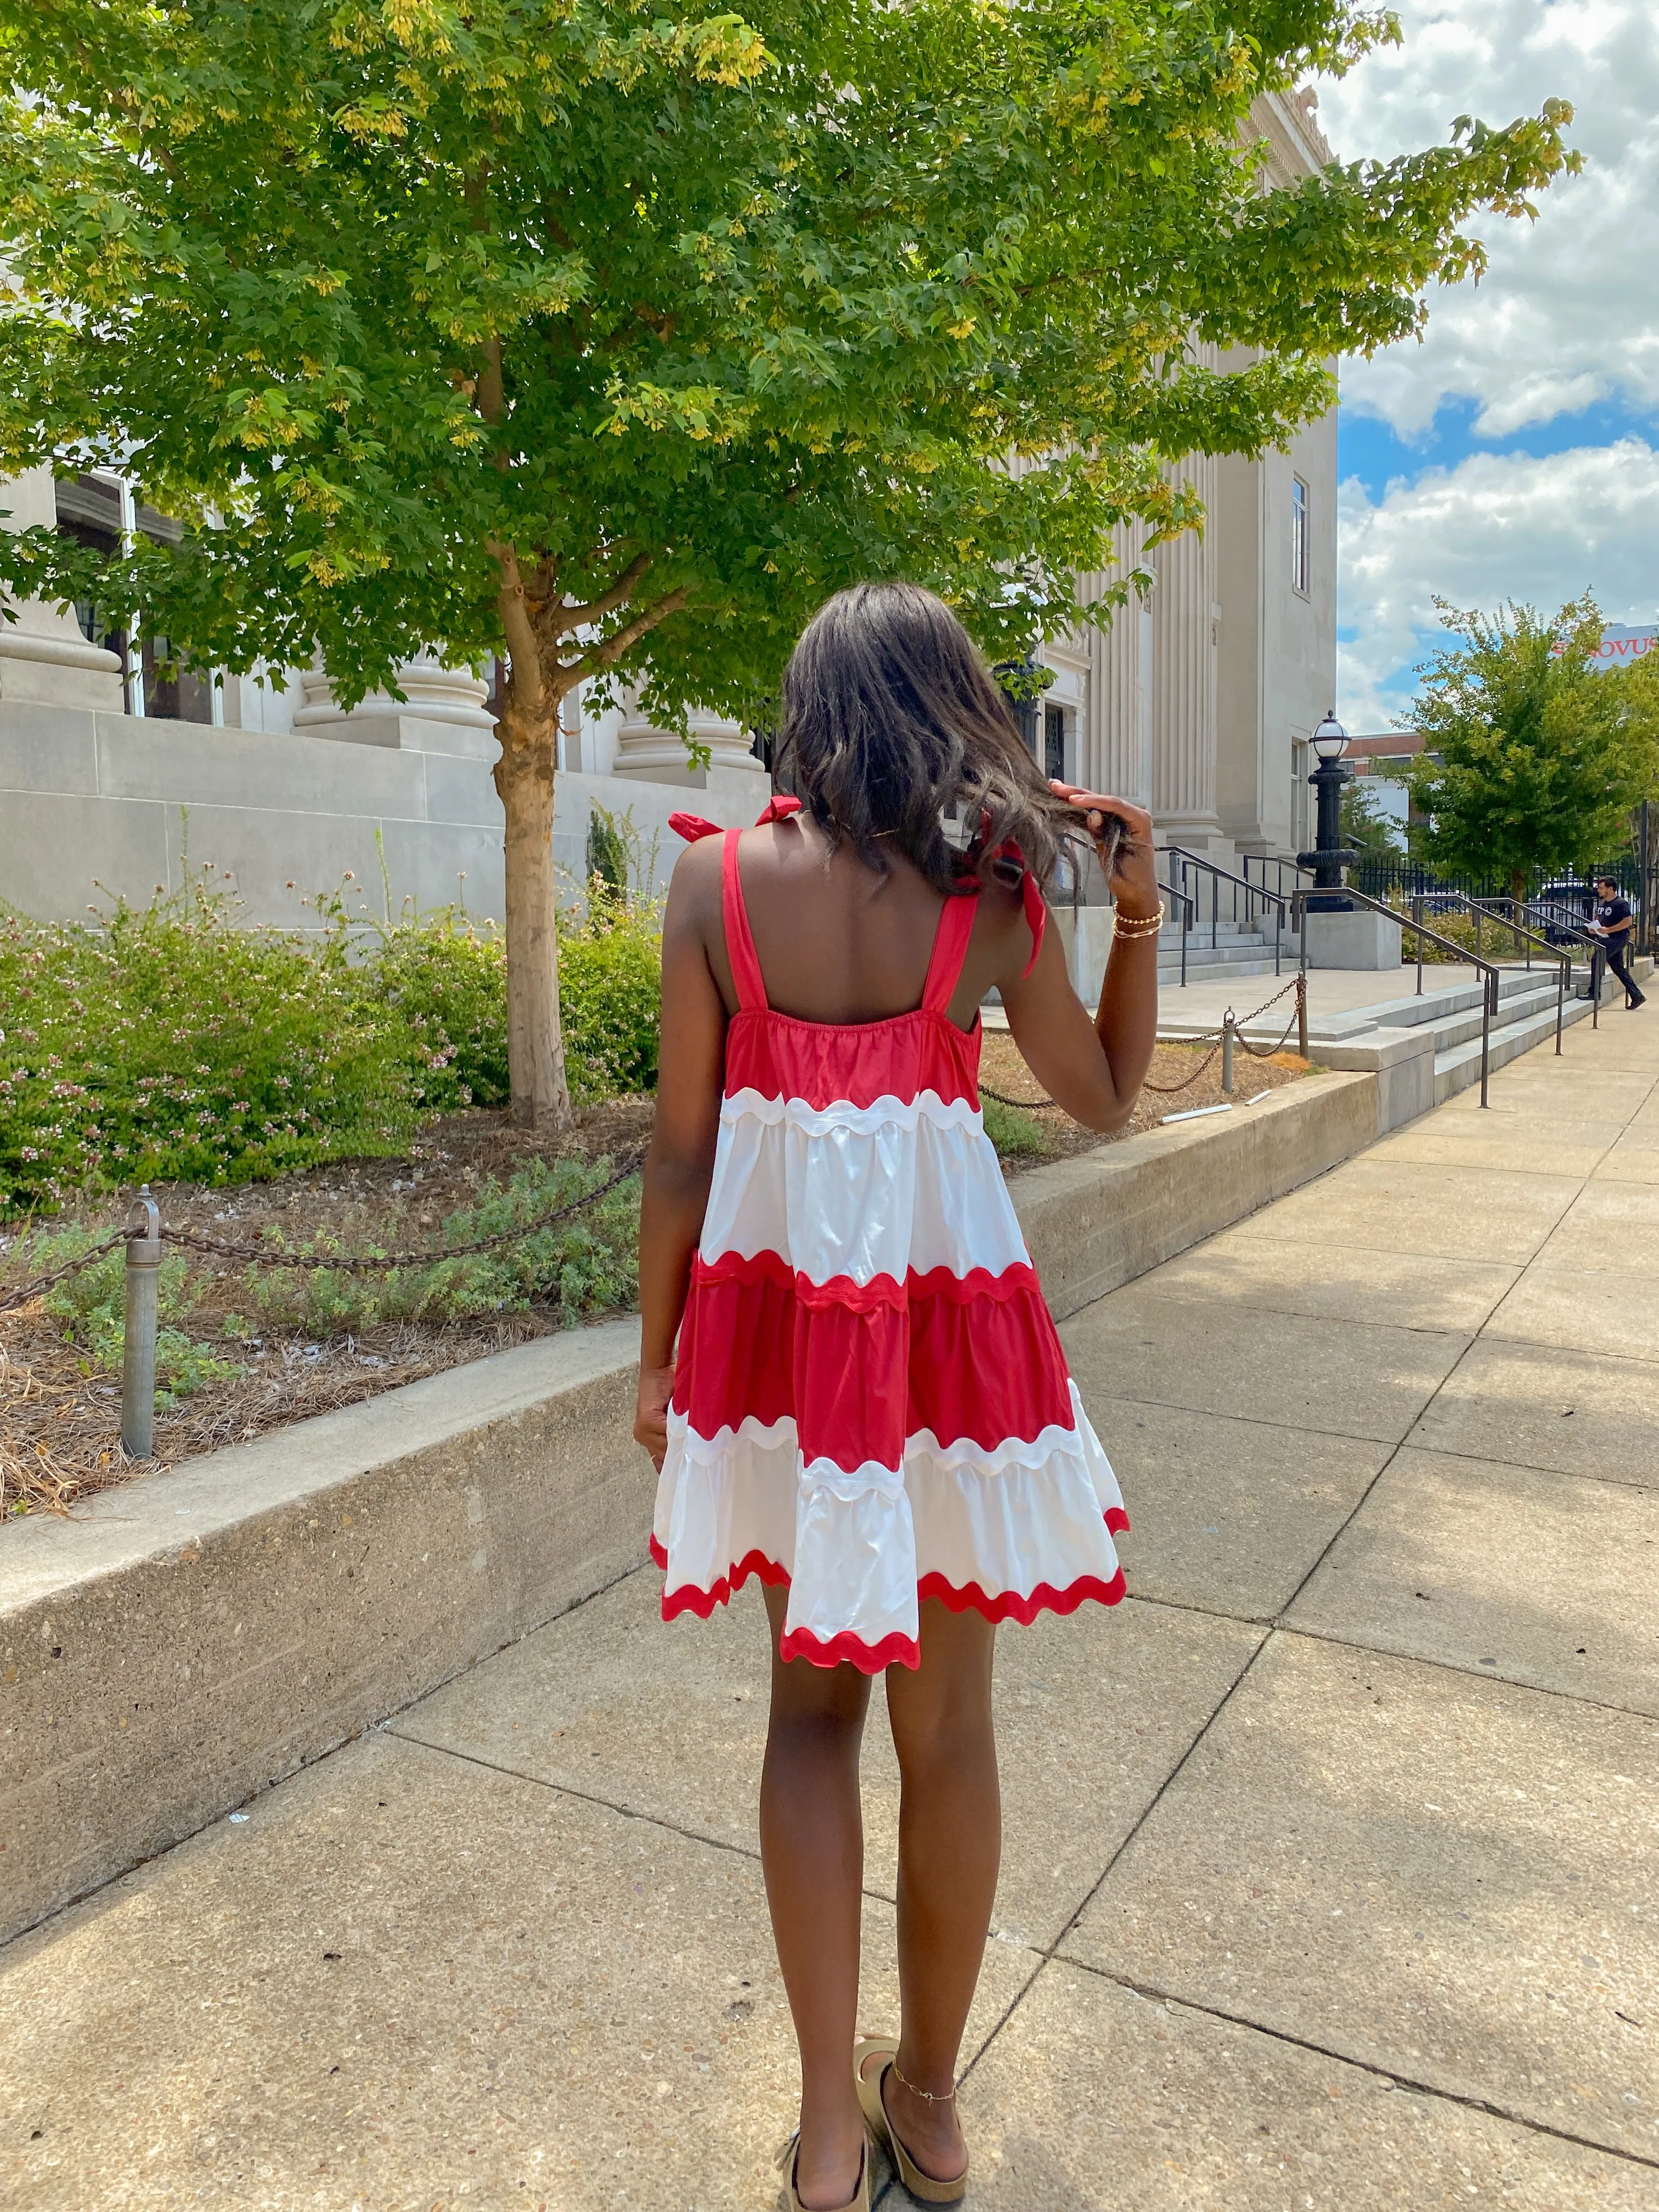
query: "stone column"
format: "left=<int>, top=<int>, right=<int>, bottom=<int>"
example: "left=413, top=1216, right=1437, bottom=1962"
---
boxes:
left=610, top=690, right=769, bottom=801
left=0, top=467, right=124, bottom=712
left=292, top=652, right=496, bottom=755
left=1151, top=454, right=1223, bottom=851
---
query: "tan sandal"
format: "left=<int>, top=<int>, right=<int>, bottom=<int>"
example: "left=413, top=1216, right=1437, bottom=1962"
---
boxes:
left=775, top=2130, right=871, bottom=2212
left=854, top=2035, right=969, bottom=2204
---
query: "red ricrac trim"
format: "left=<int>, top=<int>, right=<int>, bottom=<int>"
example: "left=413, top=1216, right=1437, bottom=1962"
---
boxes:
left=917, top=1564, right=1126, bottom=1624
left=780, top=1624, right=922, bottom=1674
left=659, top=1545, right=790, bottom=1620
left=657, top=1512, right=1128, bottom=1654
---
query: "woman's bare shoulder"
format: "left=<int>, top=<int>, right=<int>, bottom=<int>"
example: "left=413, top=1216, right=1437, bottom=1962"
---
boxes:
left=663, top=835, right=724, bottom=929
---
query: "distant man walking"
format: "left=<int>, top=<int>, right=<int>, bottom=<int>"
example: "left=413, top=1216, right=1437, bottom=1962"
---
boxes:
left=1590, top=875, right=1646, bottom=1010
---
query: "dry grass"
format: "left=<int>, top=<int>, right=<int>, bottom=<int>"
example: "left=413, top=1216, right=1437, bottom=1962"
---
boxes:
left=979, top=1031, right=1312, bottom=1171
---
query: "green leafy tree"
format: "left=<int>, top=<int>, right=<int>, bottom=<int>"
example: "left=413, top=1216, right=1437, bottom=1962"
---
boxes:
left=1341, top=776, right=1405, bottom=857
left=1404, top=596, right=1659, bottom=901
left=0, top=0, right=1578, bottom=1123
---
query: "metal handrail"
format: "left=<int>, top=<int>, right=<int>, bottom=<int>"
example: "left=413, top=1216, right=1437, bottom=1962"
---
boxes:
left=1161, top=845, right=1289, bottom=984
left=1242, top=854, right=1314, bottom=906
left=1295, top=883, right=1502, bottom=1107
left=1400, top=889, right=1573, bottom=1056
left=1483, top=897, right=1608, bottom=1028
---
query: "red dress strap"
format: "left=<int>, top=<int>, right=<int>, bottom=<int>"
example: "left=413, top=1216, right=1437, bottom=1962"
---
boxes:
left=721, top=828, right=770, bottom=1012
left=922, top=889, right=981, bottom=1014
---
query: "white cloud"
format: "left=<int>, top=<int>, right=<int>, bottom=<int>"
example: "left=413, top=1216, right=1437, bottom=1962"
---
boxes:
left=1337, top=438, right=1659, bottom=726
left=1315, top=0, right=1659, bottom=435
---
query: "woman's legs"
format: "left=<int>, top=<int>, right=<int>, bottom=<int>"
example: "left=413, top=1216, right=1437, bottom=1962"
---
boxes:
left=758, top=1588, right=1000, bottom=2200
left=760, top=1582, right=872, bottom=2209
left=878, top=1597, right=1000, bottom=2181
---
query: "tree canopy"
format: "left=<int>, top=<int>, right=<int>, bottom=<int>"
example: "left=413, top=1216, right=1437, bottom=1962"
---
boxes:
left=1404, top=596, right=1659, bottom=899
left=0, top=0, right=1582, bottom=1114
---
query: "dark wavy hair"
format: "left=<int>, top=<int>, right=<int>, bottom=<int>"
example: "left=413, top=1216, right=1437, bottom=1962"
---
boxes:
left=771, top=582, right=1086, bottom=895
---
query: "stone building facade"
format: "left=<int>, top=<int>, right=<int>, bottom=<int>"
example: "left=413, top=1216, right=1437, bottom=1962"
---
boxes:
left=0, top=91, right=1335, bottom=925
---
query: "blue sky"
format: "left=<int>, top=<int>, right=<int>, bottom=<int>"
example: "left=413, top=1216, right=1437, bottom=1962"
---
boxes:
left=1314, top=0, right=1659, bottom=731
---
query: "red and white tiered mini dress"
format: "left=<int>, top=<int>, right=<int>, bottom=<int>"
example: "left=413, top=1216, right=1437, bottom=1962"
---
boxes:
left=651, top=804, right=1129, bottom=1672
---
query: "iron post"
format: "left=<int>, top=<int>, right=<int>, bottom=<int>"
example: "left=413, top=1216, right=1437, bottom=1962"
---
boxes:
left=121, top=1187, right=161, bottom=1460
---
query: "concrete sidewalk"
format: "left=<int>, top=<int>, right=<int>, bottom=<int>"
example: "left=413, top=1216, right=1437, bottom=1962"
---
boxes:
left=4, top=1018, right=1658, bottom=2208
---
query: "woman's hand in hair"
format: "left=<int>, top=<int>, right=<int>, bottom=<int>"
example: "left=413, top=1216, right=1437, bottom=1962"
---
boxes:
left=1049, top=786, right=1158, bottom=916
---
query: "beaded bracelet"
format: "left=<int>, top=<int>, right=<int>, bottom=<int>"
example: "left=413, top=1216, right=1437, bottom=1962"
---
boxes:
left=1110, top=904, right=1166, bottom=939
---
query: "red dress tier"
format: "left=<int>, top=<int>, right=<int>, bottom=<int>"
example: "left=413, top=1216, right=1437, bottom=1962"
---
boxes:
left=652, top=809, right=1128, bottom=1672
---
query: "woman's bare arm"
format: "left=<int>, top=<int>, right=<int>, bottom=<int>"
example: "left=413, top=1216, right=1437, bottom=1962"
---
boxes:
left=996, top=793, right=1160, bottom=1133
left=634, top=840, right=727, bottom=1469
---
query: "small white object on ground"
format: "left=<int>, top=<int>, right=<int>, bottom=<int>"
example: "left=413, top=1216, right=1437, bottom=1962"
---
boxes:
left=1161, top=1103, right=1235, bottom=1124
left=1246, top=1090, right=1272, bottom=1105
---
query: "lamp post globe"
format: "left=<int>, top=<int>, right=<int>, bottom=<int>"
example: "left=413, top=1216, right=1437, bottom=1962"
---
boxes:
left=1297, top=707, right=1358, bottom=911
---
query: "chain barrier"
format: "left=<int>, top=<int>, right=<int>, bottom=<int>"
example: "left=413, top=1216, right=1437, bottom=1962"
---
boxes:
left=982, top=974, right=1307, bottom=1110
left=0, top=1229, right=130, bottom=1319
left=0, top=1150, right=648, bottom=1460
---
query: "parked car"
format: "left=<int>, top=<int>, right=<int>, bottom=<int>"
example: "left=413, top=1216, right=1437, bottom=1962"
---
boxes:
left=1535, top=879, right=1598, bottom=946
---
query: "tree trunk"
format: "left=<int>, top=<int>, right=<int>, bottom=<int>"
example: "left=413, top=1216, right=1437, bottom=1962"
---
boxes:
left=494, top=712, right=572, bottom=1130
left=1511, top=865, right=1527, bottom=909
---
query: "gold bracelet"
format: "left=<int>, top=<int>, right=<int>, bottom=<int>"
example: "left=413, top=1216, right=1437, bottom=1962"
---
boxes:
left=1110, top=904, right=1165, bottom=939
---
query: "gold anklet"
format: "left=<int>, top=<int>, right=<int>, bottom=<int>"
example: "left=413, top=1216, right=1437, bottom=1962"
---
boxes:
left=891, top=2059, right=957, bottom=2106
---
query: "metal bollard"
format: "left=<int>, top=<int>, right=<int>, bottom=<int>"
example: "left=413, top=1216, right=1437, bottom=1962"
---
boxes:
left=1221, top=1009, right=1235, bottom=1093
left=121, top=1187, right=161, bottom=1460
left=1296, top=972, right=1308, bottom=1061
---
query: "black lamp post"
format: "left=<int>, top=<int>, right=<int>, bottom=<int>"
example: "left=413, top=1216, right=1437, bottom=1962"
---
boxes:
left=1297, top=709, right=1358, bottom=912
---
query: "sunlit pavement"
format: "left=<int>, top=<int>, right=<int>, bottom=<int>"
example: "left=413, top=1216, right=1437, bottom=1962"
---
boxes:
left=4, top=1011, right=1658, bottom=2209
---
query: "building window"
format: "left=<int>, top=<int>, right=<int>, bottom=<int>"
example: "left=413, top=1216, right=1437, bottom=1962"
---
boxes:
left=1291, top=475, right=1310, bottom=597
left=54, top=473, right=216, bottom=722
left=1043, top=702, right=1067, bottom=782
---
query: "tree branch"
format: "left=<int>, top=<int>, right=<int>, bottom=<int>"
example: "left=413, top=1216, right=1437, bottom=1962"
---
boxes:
left=558, top=549, right=655, bottom=631
left=580, top=588, right=691, bottom=675
left=486, top=539, right=544, bottom=714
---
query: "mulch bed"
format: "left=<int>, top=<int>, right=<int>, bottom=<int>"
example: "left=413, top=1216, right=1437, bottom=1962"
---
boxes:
left=980, top=1031, right=1312, bottom=1170
left=0, top=1099, right=650, bottom=1521
left=1, top=1041, right=1310, bottom=1520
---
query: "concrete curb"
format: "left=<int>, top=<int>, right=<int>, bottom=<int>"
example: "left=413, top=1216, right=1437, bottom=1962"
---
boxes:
left=1, top=1320, right=647, bottom=1944
left=1013, top=1069, right=1375, bottom=1321
left=0, top=1069, right=1375, bottom=1944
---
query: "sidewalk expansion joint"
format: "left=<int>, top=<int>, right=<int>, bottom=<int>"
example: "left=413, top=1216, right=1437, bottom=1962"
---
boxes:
left=1266, top=1620, right=1659, bottom=1723
left=382, top=1724, right=917, bottom=1916
left=1052, top=1960, right=1659, bottom=2174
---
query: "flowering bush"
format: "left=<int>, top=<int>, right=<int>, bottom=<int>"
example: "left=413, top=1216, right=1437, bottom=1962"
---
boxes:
left=0, top=874, right=662, bottom=1217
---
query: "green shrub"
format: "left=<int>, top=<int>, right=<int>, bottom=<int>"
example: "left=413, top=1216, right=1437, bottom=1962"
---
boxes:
left=29, top=1226, right=243, bottom=1404
left=0, top=872, right=664, bottom=1217
left=586, top=804, right=631, bottom=899
left=981, top=1094, right=1051, bottom=1160
left=368, top=912, right=510, bottom=1108
left=558, top=888, right=663, bottom=1102
left=247, top=1155, right=640, bottom=1333
left=0, top=880, right=430, bottom=1215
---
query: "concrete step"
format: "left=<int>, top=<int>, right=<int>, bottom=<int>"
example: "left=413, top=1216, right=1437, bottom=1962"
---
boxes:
left=1433, top=988, right=1600, bottom=1102
left=1159, top=957, right=1286, bottom=989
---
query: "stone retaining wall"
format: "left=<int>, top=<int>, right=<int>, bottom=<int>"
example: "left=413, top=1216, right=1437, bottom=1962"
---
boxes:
left=0, top=1070, right=1375, bottom=1944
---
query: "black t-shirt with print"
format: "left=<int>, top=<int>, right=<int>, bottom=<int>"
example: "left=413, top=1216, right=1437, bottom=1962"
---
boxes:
left=1596, top=895, right=1633, bottom=944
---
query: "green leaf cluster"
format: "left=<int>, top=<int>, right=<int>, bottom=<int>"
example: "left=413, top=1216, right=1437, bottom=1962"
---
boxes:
left=0, top=0, right=1580, bottom=718
left=1403, top=597, right=1659, bottom=899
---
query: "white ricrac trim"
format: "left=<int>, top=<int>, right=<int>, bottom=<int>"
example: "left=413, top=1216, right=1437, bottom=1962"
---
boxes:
left=663, top=1386, right=1110, bottom=1487
left=721, top=1087, right=984, bottom=1138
